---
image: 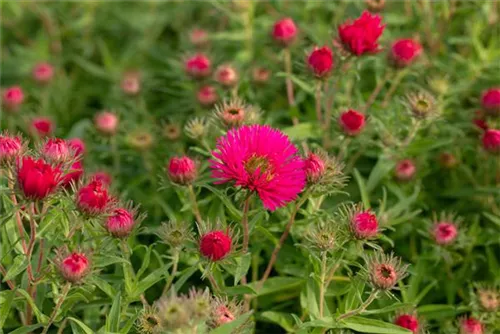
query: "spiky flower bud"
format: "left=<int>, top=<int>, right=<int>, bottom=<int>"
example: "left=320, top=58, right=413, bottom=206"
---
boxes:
left=42, top=138, right=70, bottom=163
left=199, top=230, right=232, bottom=261
left=432, top=222, right=458, bottom=246
left=76, top=180, right=111, bottom=215
left=197, top=85, right=218, bottom=106
left=366, top=252, right=408, bottom=291
left=31, top=117, right=54, bottom=137
left=185, top=53, right=211, bottom=78
left=210, top=297, right=244, bottom=329
left=394, top=313, right=420, bottom=334
left=33, top=62, right=54, bottom=83
left=477, top=287, right=499, bottom=312
left=136, top=306, right=161, bottom=334
left=252, top=67, right=271, bottom=84
left=167, top=156, right=197, bottom=185
left=189, top=28, right=209, bottom=48
left=2, top=86, right=24, bottom=111
left=459, top=316, right=484, bottom=334
left=0, top=133, right=22, bottom=163
left=163, top=123, right=181, bottom=141
left=272, top=18, right=298, bottom=46
left=339, top=109, right=366, bottom=136
left=406, top=91, right=437, bottom=119
left=305, top=221, right=339, bottom=252
left=188, top=288, right=211, bottom=321
left=348, top=205, right=379, bottom=240
left=106, top=206, right=140, bottom=238
left=307, top=46, right=334, bottom=78
left=155, top=294, right=191, bottom=330
left=481, top=87, right=500, bottom=116
left=94, top=111, right=118, bottom=136
left=304, top=150, right=347, bottom=195
left=67, top=138, right=86, bottom=156
left=158, top=220, right=193, bottom=249
left=57, top=251, right=91, bottom=283
left=214, top=99, right=248, bottom=128
left=482, top=129, right=500, bottom=153
left=90, top=171, right=112, bottom=187
left=127, top=130, right=154, bottom=151
left=214, top=64, right=239, bottom=88
left=185, top=117, right=208, bottom=140
left=394, top=159, right=416, bottom=181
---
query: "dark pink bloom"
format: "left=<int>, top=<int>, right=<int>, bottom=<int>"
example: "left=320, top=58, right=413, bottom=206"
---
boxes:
left=76, top=180, right=111, bottom=215
left=90, top=171, right=112, bottom=187
left=2, top=86, right=24, bottom=111
left=433, top=222, right=458, bottom=245
left=61, top=161, right=84, bottom=188
left=0, top=134, right=22, bottom=163
left=272, top=18, right=298, bottom=46
left=200, top=230, right=232, bottom=261
left=67, top=138, right=86, bottom=156
left=106, top=208, right=135, bottom=237
left=304, top=153, right=326, bottom=183
left=197, top=85, right=218, bottom=106
left=390, top=39, right=422, bottom=67
left=185, top=54, right=211, bottom=78
left=31, top=117, right=54, bottom=137
left=94, top=111, right=118, bottom=135
left=481, top=87, right=500, bottom=116
left=60, top=252, right=90, bottom=282
left=395, top=314, right=419, bottom=333
left=482, top=129, right=500, bottom=153
left=339, top=109, right=366, bottom=136
left=338, top=11, right=385, bottom=56
left=460, top=317, right=483, bottom=334
left=167, top=156, right=197, bottom=185
left=395, top=159, right=416, bottom=181
left=351, top=211, right=378, bottom=239
left=210, top=125, right=306, bottom=211
left=307, top=46, right=334, bottom=78
left=17, top=157, right=61, bottom=200
left=32, top=62, right=54, bottom=83
left=42, top=138, right=70, bottom=163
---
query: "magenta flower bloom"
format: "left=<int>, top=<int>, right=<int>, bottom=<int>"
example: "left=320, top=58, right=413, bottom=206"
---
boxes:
left=210, top=125, right=306, bottom=211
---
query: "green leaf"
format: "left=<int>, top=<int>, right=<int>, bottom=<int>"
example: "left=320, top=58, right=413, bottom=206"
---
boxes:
left=340, top=316, right=412, bottom=333
left=131, top=266, right=169, bottom=298
left=282, top=123, right=318, bottom=141
left=224, top=285, right=257, bottom=296
left=417, top=304, right=466, bottom=320
left=366, top=158, right=395, bottom=193
left=0, top=288, right=15, bottom=328
left=68, top=316, right=95, bottom=334
left=233, top=253, right=251, bottom=285
left=90, top=276, right=117, bottom=298
left=483, top=212, right=500, bottom=228
left=119, top=313, right=140, bottom=333
left=276, top=72, right=315, bottom=95
left=260, top=311, right=296, bottom=332
left=174, top=266, right=198, bottom=292
left=202, top=185, right=242, bottom=221
left=106, top=291, right=121, bottom=332
left=248, top=277, right=304, bottom=296
left=8, top=324, right=44, bottom=334
left=362, top=302, right=414, bottom=315
left=209, top=311, right=253, bottom=334
left=93, top=254, right=130, bottom=268
left=17, top=289, right=49, bottom=323
left=354, top=169, right=370, bottom=209
left=3, top=255, right=28, bottom=281
left=136, top=245, right=152, bottom=279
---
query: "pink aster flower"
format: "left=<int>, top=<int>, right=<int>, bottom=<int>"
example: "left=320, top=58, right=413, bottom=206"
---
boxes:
left=210, top=124, right=306, bottom=211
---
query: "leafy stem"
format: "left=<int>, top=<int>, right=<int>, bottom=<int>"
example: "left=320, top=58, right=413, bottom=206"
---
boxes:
left=337, top=289, right=379, bottom=321
left=41, top=282, right=71, bottom=334
left=187, top=185, right=203, bottom=224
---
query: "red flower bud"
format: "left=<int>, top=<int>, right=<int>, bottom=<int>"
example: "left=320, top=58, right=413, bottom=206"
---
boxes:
left=214, top=64, right=239, bottom=87
left=481, top=87, right=500, bottom=116
left=2, top=86, right=24, bottom=111
left=67, top=138, right=86, bottom=156
left=482, top=129, right=500, bottom=153
left=272, top=18, right=298, bottom=46
left=473, top=110, right=488, bottom=131
left=351, top=210, right=378, bottom=239
left=185, top=54, right=211, bottom=78
left=106, top=208, right=135, bottom=238
left=0, top=134, right=22, bottom=163
left=394, top=314, right=420, bottom=334
left=76, top=180, right=111, bottom=215
left=17, top=156, right=61, bottom=200
left=304, top=153, right=326, bottom=183
left=339, top=109, right=366, bottom=136
left=200, top=230, right=232, bottom=261
left=61, top=161, right=84, bottom=188
left=59, top=252, right=90, bottom=283
left=389, top=38, right=422, bottom=68
left=460, top=317, right=483, bottom=334
left=433, top=222, right=458, bottom=246
left=32, top=62, right=54, bottom=83
left=338, top=11, right=385, bottom=56
left=167, top=156, right=197, bottom=185
left=252, top=67, right=271, bottom=84
left=94, top=111, right=118, bottom=135
left=197, top=85, right=218, bottom=106
left=307, top=46, right=334, bottom=78
left=42, top=138, right=70, bottom=163
left=31, top=117, right=54, bottom=137
left=90, top=171, right=112, bottom=187
left=395, top=159, right=416, bottom=181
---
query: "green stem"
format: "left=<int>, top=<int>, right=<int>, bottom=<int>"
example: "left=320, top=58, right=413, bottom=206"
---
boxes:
left=315, top=81, right=323, bottom=124
left=188, top=185, right=203, bottom=224
left=319, top=251, right=327, bottom=317
left=41, top=282, right=71, bottom=334
left=110, top=136, right=120, bottom=175
left=337, top=290, right=378, bottom=321
left=162, top=249, right=179, bottom=295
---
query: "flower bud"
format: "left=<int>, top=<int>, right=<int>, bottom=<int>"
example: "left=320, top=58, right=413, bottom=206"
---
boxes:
left=210, top=297, right=243, bottom=329
left=0, top=134, right=22, bottom=163
left=406, top=91, right=437, bottom=119
left=197, top=85, right=218, bottom=106
left=2, top=86, right=24, bottom=111
left=459, top=317, right=483, bottom=334
left=67, top=138, right=86, bottom=156
left=167, top=156, right=197, bottom=185
left=155, top=295, right=190, bottom=330
left=338, top=11, right=385, bottom=56
left=304, top=153, right=326, bottom=183
left=120, top=71, right=141, bottom=96
left=32, top=62, right=54, bottom=83
left=106, top=207, right=136, bottom=238
left=200, top=230, right=232, bottom=261
left=127, top=131, right=154, bottom=151
left=59, top=252, right=90, bottom=283
left=214, top=64, right=239, bottom=87
left=481, top=87, right=500, bottom=116
left=30, top=117, right=54, bottom=137
left=482, top=129, right=500, bottom=153
left=61, top=161, right=84, bottom=188
left=389, top=39, right=422, bottom=68
left=94, top=111, right=118, bottom=135
left=190, top=28, right=209, bottom=47
left=163, top=123, right=182, bottom=141
left=252, top=67, right=271, bottom=84
left=366, top=252, right=408, bottom=290
left=214, top=99, right=247, bottom=128
left=473, top=110, right=488, bottom=131
left=185, top=117, right=208, bottom=140
left=339, top=109, right=366, bottom=136
left=272, top=18, right=298, bottom=46
left=90, top=171, right=112, bottom=187
left=76, top=180, right=111, bottom=215
left=350, top=210, right=378, bottom=239
left=17, top=157, right=61, bottom=200
left=159, top=220, right=192, bottom=249
left=365, top=0, right=386, bottom=12
left=478, top=288, right=499, bottom=312
left=42, top=138, right=70, bottom=163
left=432, top=221, right=458, bottom=246
left=394, top=159, right=416, bottom=181
left=185, top=53, right=211, bottom=78
left=188, top=289, right=211, bottom=320
left=394, top=313, right=420, bottom=334
left=307, top=46, right=334, bottom=78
